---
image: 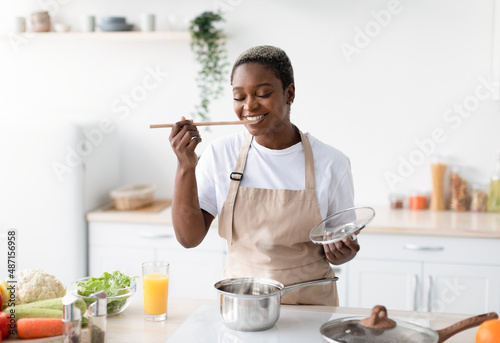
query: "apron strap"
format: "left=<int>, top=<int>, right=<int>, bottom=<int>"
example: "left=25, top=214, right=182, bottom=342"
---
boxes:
left=300, top=131, right=316, bottom=190
left=219, top=133, right=253, bottom=245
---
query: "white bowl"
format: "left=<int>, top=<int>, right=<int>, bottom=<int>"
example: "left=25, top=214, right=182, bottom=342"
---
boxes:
left=54, top=23, right=71, bottom=32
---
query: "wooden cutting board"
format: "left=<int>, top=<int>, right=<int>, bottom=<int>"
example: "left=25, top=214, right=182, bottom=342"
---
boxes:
left=4, top=328, right=89, bottom=342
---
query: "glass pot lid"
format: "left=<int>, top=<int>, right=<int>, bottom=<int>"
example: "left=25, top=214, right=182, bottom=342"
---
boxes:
left=321, top=305, right=438, bottom=343
left=320, top=304, right=498, bottom=343
left=309, top=207, right=375, bottom=245
left=320, top=317, right=438, bottom=343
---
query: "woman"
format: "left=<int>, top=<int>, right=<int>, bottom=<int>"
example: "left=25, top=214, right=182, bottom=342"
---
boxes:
left=169, top=45, right=358, bottom=305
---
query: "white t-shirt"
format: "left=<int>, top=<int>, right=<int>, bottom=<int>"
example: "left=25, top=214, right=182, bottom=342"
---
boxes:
left=196, top=131, right=355, bottom=220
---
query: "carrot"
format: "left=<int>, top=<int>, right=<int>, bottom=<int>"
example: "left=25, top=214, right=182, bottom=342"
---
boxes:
left=16, top=318, right=63, bottom=339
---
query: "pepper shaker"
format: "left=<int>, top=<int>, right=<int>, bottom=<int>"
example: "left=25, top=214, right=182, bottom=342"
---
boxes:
left=89, top=291, right=107, bottom=343
left=62, top=295, right=82, bottom=343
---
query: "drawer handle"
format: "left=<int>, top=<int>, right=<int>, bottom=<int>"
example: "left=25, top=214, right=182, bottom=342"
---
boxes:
left=404, top=244, right=444, bottom=252
left=428, top=275, right=433, bottom=312
left=413, top=274, right=419, bottom=311
left=137, top=232, right=173, bottom=239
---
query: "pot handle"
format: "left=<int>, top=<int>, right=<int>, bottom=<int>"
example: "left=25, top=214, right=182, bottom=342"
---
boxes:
left=280, top=277, right=338, bottom=297
left=436, top=312, right=498, bottom=343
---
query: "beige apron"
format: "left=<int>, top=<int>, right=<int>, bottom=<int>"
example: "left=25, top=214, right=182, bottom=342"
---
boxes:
left=218, top=131, right=338, bottom=306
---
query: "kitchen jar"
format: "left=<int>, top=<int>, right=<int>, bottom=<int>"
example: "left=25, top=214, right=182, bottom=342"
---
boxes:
left=389, top=193, right=404, bottom=209
left=488, top=153, right=500, bottom=212
left=470, top=184, right=488, bottom=212
left=14, top=17, right=26, bottom=33
left=81, top=15, right=95, bottom=32
left=429, top=156, right=447, bottom=211
left=31, top=11, right=51, bottom=32
left=449, top=166, right=468, bottom=212
left=140, top=14, right=155, bottom=32
left=409, top=193, right=427, bottom=210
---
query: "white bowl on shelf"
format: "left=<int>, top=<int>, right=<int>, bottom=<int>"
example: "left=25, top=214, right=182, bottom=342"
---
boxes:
left=54, top=23, right=71, bottom=32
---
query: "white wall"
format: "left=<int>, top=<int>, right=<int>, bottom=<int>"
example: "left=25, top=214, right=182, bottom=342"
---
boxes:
left=1, top=0, right=499, bottom=211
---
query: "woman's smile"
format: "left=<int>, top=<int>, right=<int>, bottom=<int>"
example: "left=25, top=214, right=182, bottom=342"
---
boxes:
left=244, top=113, right=268, bottom=124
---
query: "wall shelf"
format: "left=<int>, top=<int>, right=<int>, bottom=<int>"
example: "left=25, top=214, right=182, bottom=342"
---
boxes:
left=1, top=31, right=190, bottom=42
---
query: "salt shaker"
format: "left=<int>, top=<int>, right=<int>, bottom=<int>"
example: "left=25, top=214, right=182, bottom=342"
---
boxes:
left=89, top=291, right=107, bottom=343
left=62, top=295, right=82, bottom=343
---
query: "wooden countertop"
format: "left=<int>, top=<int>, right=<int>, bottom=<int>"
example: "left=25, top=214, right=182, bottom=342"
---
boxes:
left=87, top=202, right=500, bottom=239
left=5, top=296, right=481, bottom=342
left=86, top=200, right=176, bottom=225
left=366, top=207, right=500, bottom=239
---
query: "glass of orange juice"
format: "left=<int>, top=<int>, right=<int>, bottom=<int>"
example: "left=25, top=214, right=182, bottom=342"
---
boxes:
left=142, top=261, right=169, bottom=321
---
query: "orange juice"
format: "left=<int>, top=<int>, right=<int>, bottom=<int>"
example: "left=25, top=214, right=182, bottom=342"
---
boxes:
left=143, top=273, right=169, bottom=315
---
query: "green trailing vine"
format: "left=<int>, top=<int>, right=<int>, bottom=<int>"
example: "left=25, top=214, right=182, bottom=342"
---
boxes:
left=189, top=11, right=229, bottom=121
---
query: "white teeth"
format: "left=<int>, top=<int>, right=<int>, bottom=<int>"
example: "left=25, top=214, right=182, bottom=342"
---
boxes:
left=246, top=115, right=265, bottom=121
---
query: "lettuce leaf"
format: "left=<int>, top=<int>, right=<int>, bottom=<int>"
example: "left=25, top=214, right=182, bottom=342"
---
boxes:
left=77, top=271, right=137, bottom=297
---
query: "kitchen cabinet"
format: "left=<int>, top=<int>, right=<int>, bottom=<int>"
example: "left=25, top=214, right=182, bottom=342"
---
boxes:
left=346, top=233, right=500, bottom=314
left=347, top=260, right=421, bottom=311
left=88, top=221, right=226, bottom=299
left=424, top=263, right=500, bottom=314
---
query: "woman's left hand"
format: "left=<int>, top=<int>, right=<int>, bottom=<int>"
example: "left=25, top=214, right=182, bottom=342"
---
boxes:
left=323, top=236, right=360, bottom=265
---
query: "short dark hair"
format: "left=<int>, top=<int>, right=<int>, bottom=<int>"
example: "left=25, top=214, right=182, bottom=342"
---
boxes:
left=230, top=45, right=294, bottom=90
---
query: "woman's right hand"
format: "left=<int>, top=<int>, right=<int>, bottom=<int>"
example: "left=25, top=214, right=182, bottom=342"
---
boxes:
left=169, top=116, right=202, bottom=169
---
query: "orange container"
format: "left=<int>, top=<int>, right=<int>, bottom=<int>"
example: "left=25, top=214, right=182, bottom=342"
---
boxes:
left=410, top=195, right=427, bottom=210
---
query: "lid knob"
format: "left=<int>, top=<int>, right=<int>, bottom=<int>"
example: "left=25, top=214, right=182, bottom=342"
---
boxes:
left=360, top=305, right=396, bottom=329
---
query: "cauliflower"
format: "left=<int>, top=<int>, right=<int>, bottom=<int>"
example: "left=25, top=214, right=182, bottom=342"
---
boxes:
left=15, top=269, right=66, bottom=304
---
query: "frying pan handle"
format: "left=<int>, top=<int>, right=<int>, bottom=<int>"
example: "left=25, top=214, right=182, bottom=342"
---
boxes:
left=280, top=277, right=338, bottom=297
left=436, top=312, right=498, bottom=343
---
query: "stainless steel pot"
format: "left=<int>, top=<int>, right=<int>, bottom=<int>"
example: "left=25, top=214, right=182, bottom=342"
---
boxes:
left=214, top=276, right=338, bottom=332
left=320, top=305, right=499, bottom=343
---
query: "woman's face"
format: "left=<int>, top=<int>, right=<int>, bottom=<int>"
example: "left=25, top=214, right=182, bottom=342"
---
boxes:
left=232, top=62, right=295, bottom=139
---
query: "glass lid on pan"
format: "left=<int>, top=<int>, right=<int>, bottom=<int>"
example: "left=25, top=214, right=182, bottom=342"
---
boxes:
left=309, top=207, right=375, bottom=245
left=320, top=305, right=498, bottom=343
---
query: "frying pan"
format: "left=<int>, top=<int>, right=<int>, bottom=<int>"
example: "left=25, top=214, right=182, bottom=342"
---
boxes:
left=320, top=304, right=498, bottom=343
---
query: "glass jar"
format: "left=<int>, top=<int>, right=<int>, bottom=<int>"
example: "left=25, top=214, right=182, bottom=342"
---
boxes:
left=470, top=184, right=488, bottom=212
left=488, top=154, right=500, bottom=212
left=389, top=193, right=404, bottom=209
left=449, top=166, right=468, bottom=212
left=409, top=193, right=427, bottom=210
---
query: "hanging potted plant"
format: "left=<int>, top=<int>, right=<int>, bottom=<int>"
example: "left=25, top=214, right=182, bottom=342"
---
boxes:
left=189, top=11, right=229, bottom=121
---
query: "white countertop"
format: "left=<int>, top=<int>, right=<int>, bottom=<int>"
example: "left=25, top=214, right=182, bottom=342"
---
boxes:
left=4, top=296, right=480, bottom=342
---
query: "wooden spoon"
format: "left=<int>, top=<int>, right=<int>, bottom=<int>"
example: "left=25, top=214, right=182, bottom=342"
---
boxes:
left=150, top=120, right=253, bottom=129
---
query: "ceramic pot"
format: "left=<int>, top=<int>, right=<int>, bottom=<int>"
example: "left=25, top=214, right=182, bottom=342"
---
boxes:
left=31, top=11, right=51, bottom=32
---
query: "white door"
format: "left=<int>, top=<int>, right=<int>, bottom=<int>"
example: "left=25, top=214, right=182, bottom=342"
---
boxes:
left=347, top=259, right=422, bottom=311
left=423, top=263, right=500, bottom=314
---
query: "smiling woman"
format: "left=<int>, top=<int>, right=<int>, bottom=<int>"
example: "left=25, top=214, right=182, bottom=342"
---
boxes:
left=168, top=45, right=356, bottom=306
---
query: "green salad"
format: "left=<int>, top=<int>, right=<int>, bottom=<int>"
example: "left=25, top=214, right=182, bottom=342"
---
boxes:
left=77, top=271, right=138, bottom=314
